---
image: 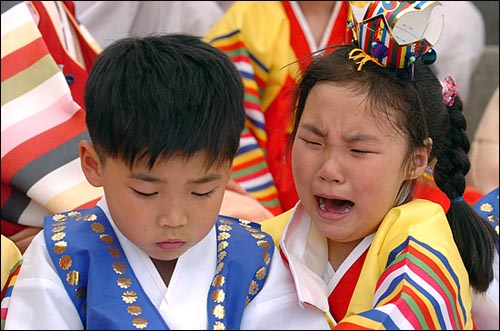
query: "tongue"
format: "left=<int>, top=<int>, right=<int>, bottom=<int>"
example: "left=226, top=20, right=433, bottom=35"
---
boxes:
left=324, top=199, right=351, bottom=213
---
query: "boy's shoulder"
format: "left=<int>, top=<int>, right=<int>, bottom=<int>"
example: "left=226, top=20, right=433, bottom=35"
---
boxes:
left=217, top=214, right=268, bottom=232
left=215, top=214, right=274, bottom=252
left=209, top=215, right=276, bottom=329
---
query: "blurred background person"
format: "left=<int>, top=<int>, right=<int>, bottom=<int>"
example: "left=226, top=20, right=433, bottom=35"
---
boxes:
left=206, top=1, right=353, bottom=215
left=467, top=87, right=499, bottom=195
left=1, top=1, right=102, bottom=253
left=430, top=1, right=485, bottom=106
left=74, top=1, right=225, bottom=48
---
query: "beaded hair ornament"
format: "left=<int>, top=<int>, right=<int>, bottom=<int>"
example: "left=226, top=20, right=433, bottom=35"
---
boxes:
left=347, top=1, right=444, bottom=75
left=441, top=75, right=458, bottom=107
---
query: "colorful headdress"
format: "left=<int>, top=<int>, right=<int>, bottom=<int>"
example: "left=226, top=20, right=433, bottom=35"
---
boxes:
left=348, top=1, right=444, bottom=70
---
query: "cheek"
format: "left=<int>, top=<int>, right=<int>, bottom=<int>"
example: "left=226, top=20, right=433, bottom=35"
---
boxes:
left=359, top=162, right=406, bottom=197
left=197, top=190, right=228, bottom=216
left=108, top=206, right=143, bottom=243
left=291, top=144, right=311, bottom=178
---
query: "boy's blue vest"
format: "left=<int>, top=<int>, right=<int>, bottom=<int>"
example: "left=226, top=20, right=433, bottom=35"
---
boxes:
left=44, top=206, right=274, bottom=330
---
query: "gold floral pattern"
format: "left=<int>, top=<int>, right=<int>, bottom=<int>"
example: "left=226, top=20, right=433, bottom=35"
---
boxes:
left=255, top=267, right=267, bottom=280
left=217, top=241, right=229, bottom=252
left=113, top=261, right=126, bottom=274
left=90, top=222, right=105, bottom=233
left=54, top=241, right=67, bottom=254
left=211, top=289, right=225, bottom=303
left=66, top=270, right=80, bottom=286
left=52, top=225, right=66, bottom=233
left=51, top=232, right=66, bottom=241
left=213, top=321, right=226, bottom=330
left=59, top=255, right=72, bottom=270
left=480, top=203, right=493, bottom=213
left=122, top=290, right=138, bottom=304
left=128, top=304, right=142, bottom=316
left=209, top=217, right=273, bottom=329
left=256, top=240, right=271, bottom=250
left=132, top=317, right=148, bottom=329
left=48, top=210, right=149, bottom=329
left=212, top=304, right=225, bottom=319
left=117, top=276, right=132, bottom=289
left=52, top=214, right=67, bottom=221
left=100, top=234, right=114, bottom=244
left=212, top=274, right=225, bottom=287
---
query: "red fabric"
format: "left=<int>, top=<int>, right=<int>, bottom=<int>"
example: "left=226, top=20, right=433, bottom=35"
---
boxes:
left=413, top=178, right=451, bottom=212
left=414, top=178, right=483, bottom=213
left=62, top=1, right=75, bottom=17
left=328, top=249, right=369, bottom=321
left=463, top=187, right=483, bottom=205
left=31, top=1, right=98, bottom=109
left=0, top=220, right=27, bottom=237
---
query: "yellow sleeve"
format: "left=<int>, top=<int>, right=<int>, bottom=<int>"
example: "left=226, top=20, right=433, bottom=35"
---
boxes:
left=1, top=235, right=22, bottom=291
left=260, top=209, right=294, bottom=248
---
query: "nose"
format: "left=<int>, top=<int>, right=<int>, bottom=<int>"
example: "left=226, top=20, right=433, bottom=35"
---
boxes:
left=157, top=213, right=188, bottom=228
left=156, top=203, right=188, bottom=228
left=318, top=155, right=345, bottom=183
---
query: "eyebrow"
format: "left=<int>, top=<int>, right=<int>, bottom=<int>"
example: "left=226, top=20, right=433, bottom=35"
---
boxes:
left=130, top=173, right=222, bottom=184
left=300, top=123, right=382, bottom=143
left=301, top=123, right=326, bottom=137
left=188, top=174, right=223, bottom=185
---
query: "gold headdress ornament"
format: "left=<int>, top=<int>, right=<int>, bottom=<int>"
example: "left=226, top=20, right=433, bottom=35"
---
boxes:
left=347, top=1, right=444, bottom=72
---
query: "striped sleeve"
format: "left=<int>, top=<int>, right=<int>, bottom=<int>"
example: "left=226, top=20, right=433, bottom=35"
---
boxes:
left=1, top=2, right=102, bottom=229
left=208, top=30, right=282, bottom=215
left=1, top=235, right=23, bottom=330
left=335, top=236, right=470, bottom=330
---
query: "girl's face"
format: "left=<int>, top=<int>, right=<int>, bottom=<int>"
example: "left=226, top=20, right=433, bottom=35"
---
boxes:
left=292, top=82, right=426, bottom=254
left=80, top=141, right=231, bottom=262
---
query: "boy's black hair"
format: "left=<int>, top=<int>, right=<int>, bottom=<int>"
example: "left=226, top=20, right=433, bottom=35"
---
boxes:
left=291, top=43, right=499, bottom=293
left=84, top=33, right=245, bottom=169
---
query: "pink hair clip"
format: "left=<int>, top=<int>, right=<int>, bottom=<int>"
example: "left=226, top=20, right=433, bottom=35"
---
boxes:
left=441, top=75, right=458, bottom=107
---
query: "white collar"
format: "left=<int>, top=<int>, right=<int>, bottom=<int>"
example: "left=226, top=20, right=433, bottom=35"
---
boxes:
left=96, top=196, right=215, bottom=329
left=280, top=203, right=374, bottom=312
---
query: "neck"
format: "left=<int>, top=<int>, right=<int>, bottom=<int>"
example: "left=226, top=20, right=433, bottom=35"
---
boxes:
left=327, top=238, right=361, bottom=271
left=297, top=1, right=336, bottom=14
left=151, top=258, right=178, bottom=286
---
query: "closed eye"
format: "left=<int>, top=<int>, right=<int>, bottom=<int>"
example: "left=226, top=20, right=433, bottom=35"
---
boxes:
left=351, top=149, right=369, bottom=155
left=192, top=189, right=215, bottom=197
left=132, top=189, right=157, bottom=197
left=300, top=137, right=322, bottom=147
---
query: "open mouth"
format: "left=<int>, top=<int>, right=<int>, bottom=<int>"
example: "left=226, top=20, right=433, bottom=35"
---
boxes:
left=318, top=196, right=354, bottom=214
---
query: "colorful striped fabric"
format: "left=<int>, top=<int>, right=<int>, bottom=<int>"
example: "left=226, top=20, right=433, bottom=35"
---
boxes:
left=1, top=235, right=22, bottom=330
left=261, top=199, right=474, bottom=329
left=0, top=262, right=21, bottom=330
left=1, top=2, right=102, bottom=234
left=206, top=1, right=352, bottom=213
left=337, top=199, right=473, bottom=329
left=209, top=26, right=283, bottom=215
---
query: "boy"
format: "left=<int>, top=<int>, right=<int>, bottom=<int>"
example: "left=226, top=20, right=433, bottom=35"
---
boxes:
left=4, top=34, right=328, bottom=330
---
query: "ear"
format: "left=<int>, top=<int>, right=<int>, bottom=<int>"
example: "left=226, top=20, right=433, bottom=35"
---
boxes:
left=408, top=137, right=432, bottom=180
left=79, top=140, right=104, bottom=187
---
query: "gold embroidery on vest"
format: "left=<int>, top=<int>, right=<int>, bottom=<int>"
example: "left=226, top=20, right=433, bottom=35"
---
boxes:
left=54, top=240, right=67, bottom=254
left=49, top=210, right=150, bottom=329
left=59, top=255, right=72, bottom=270
left=117, top=276, right=132, bottom=289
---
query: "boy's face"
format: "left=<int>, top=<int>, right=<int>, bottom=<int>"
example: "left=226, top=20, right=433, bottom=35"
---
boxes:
left=80, top=141, right=232, bottom=261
